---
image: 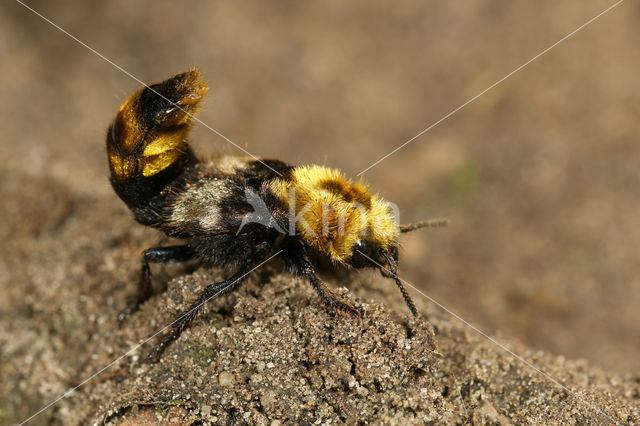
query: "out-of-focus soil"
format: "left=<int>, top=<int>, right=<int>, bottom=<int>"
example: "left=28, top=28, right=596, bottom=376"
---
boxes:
left=1, top=0, right=640, bottom=424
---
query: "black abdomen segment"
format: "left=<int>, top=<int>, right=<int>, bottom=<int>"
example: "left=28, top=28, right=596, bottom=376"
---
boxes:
left=109, top=146, right=197, bottom=227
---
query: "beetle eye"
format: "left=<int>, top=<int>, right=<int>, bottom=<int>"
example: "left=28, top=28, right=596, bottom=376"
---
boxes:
left=355, top=240, right=363, bottom=248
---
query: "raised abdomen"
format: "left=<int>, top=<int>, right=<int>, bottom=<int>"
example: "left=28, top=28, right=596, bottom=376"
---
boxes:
left=106, top=69, right=207, bottom=225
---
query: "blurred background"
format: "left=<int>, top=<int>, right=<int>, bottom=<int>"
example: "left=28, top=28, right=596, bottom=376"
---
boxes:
left=1, top=0, right=638, bottom=374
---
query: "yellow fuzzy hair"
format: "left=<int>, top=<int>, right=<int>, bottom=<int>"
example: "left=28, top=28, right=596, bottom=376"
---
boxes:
left=269, top=165, right=399, bottom=262
left=108, top=69, right=208, bottom=180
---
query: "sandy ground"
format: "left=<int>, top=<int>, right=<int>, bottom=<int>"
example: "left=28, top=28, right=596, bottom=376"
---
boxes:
left=1, top=0, right=640, bottom=424
left=0, top=178, right=638, bottom=423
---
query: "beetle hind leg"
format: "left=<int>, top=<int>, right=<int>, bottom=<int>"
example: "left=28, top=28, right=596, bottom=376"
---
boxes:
left=118, top=245, right=196, bottom=324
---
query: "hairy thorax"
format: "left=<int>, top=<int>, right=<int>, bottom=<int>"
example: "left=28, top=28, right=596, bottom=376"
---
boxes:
left=268, top=165, right=399, bottom=263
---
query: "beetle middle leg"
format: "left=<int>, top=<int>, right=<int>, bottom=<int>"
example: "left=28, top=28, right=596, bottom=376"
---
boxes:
left=147, top=262, right=254, bottom=362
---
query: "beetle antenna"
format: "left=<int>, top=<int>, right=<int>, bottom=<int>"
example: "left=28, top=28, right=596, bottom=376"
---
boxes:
left=380, top=250, right=418, bottom=317
left=400, top=218, right=449, bottom=233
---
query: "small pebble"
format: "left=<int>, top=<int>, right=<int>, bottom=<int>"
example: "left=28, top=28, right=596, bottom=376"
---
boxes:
left=218, top=371, right=234, bottom=386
